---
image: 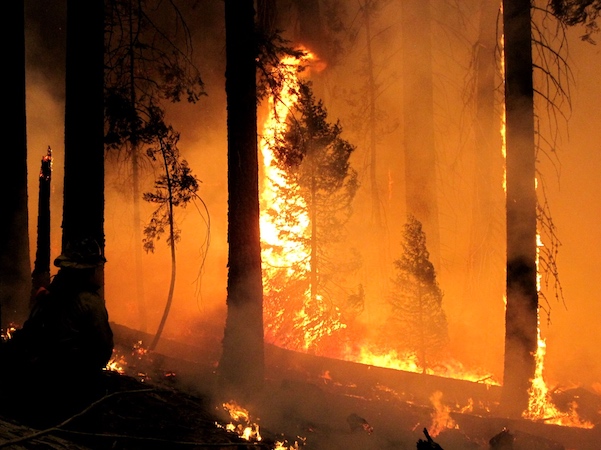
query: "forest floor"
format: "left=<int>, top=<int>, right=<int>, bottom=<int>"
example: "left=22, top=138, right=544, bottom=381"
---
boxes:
left=1, top=323, right=600, bottom=450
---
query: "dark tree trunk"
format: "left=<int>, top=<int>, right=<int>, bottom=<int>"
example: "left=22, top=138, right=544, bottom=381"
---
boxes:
left=31, top=147, right=53, bottom=299
left=500, top=0, right=538, bottom=418
left=293, top=0, right=327, bottom=60
left=219, top=0, right=265, bottom=400
left=1, top=0, right=31, bottom=330
left=401, top=0, right=441, bottom=270
left=62, top=0, right=105, bottom=262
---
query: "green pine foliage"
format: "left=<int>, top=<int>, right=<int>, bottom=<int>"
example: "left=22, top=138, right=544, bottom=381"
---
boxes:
left=142, top=125, right=200, bottom=253
left=387, top=214, right=449, bottom=371
left=263, top=81, right=362, bottom=351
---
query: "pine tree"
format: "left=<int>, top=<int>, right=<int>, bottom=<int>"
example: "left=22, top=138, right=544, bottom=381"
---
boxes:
left=263, top=80, right=361, bottom=351
left=387, top=214, right=448, bottom=372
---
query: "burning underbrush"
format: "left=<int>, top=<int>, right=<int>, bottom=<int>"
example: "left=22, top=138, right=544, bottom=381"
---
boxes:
left=102, top=323, right=601, bottom=450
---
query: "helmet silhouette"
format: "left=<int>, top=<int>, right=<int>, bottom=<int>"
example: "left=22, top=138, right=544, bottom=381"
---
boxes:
left=54, top=238, right=107, bottom=269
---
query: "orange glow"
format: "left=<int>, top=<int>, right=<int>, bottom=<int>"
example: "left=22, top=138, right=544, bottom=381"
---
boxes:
left=523, top=327, right=593, bottom=428
left=428, top=391, right=458, bottom=437
left=521, top=229, right=593, bottom=427
left=352, top=347, right=499, bottom=385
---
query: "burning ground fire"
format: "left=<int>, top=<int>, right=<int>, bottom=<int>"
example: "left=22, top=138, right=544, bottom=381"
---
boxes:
left=218, top=400, right=304, bottom=449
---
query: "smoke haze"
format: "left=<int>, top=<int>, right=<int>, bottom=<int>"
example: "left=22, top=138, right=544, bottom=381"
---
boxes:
left=23, top=0, right=600, bottom=391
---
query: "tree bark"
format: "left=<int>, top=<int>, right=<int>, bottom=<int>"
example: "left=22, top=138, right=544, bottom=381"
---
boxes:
left=31, top=147, right=53, bottom=299
left=219, top=0, right=265, bottom=400
left=1, top=0, right=31, bottom=330
left=500, top=0, right=538, bottom=418
left=62, top=0, right=105, bottom=260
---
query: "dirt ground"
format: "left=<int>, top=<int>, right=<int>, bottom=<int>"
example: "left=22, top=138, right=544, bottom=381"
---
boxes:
left=1, top=323, right=600, bottom=450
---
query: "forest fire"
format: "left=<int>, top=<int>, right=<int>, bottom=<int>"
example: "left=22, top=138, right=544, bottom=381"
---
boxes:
left=255, top=44, right=597, bottom=448
left=259, top=51, right=498, bottom=392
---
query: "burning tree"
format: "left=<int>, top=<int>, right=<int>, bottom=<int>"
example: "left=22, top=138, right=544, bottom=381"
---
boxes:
left=386, top=214, right=449, bottom=372
left=262, top=80, right=361, bottom=353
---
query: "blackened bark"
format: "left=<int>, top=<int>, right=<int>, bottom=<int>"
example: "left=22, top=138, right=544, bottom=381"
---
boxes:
left=62, top=0, right=105, bottom=256
left=32, top=147, right=53, bottom=298
left=1, top=0, right=31, bottom=330
left=500, top=0, right=538, bottom=418
left=219, top=0, right=265, bottom=400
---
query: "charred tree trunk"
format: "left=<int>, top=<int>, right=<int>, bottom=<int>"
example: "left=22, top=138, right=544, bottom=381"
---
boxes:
left=219, top=0, right=265, bottom=400
left=401, top=0, right=441, bottom=271
left=62, top=0, right=106, bottom=266
left=500, top=0, right=538, bottom=418
left=31, top=147, right=53, bottom=299
left=1, top=0, right=31, bottom=330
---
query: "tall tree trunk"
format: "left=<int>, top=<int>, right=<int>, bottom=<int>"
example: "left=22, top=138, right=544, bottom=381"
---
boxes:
left=292, top=0, right=329, bottom=102
left=149, top=143, right=177, bottom=352
left=500, top=0, right=538, bottom=418
left=219, top=0, right=265, bottom=401
left=401, top=0, right=441, bottom=270
left=293, top=0, right=327, bottom=59
left=31, top=147, right=53, bottom=299
left=62, top=0, right=106, bottom=270
left=1, top=0, right=31, bottom=330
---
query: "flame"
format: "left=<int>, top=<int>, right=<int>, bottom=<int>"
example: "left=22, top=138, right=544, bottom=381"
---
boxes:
left=105, top=340, right=154, bottom=380
left=218, top=401, right=262, bottom=442
left=40, top=146, right=53, bottom=181
left=428, top=391, right=458, bottom=438
left=105, top=354, right=126, bottom=374
left=353, top=347, right=499, bottom=385
left=0, top=324, right=18, bottom=342
left=521, top=237, right=593, bottom=427
left=260, top=51, right=347, bottom=351
left=523, top=326, right=593, bottom=428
